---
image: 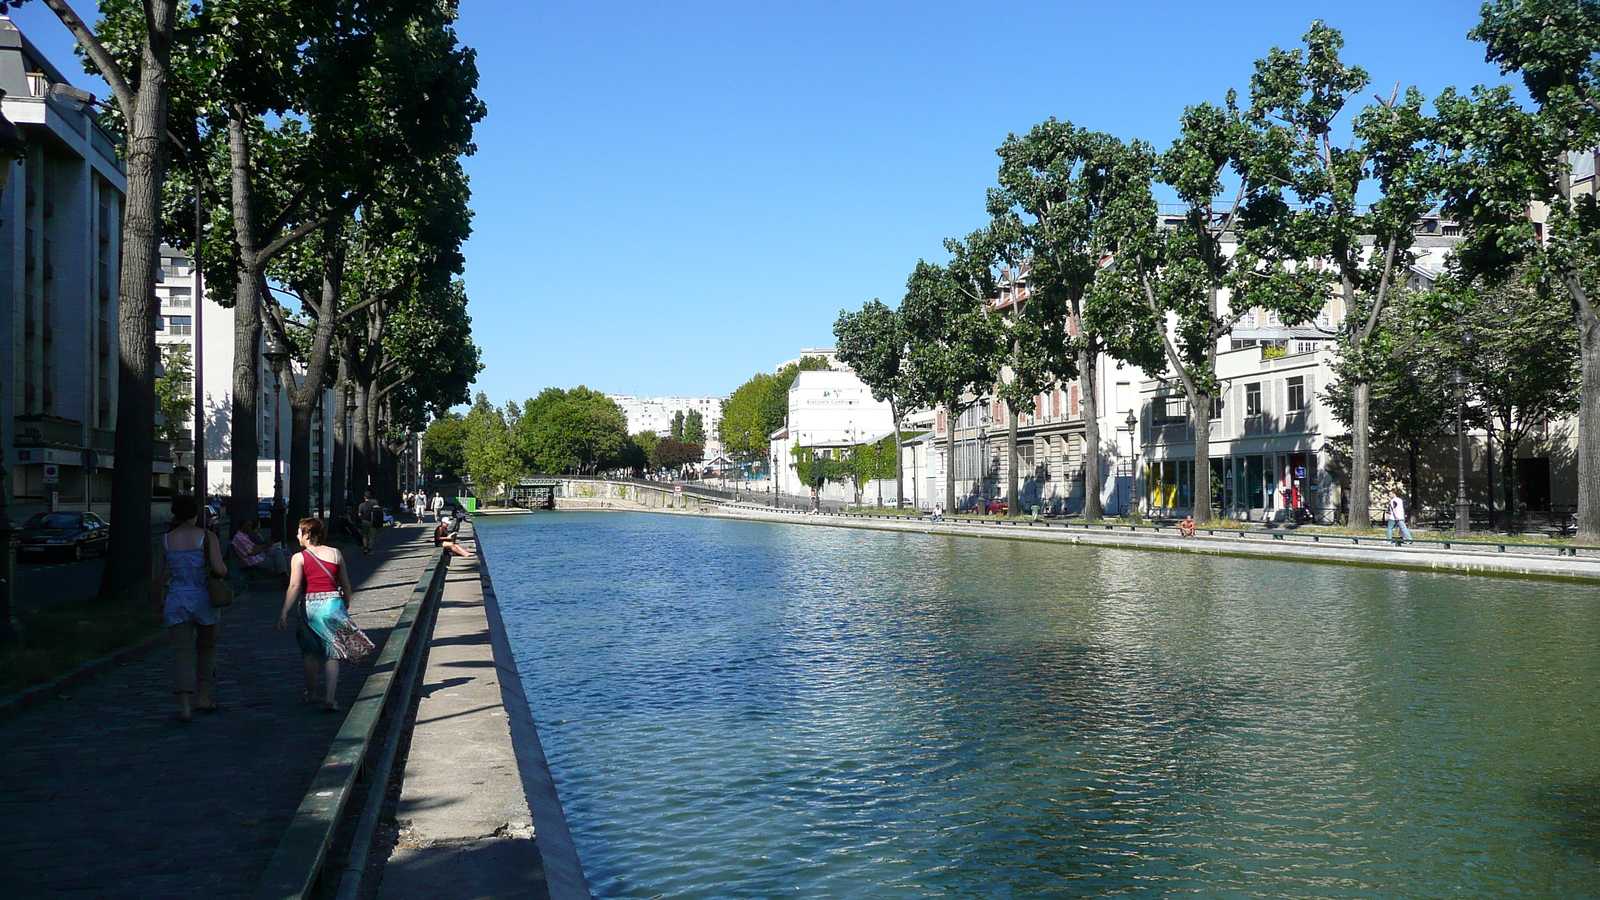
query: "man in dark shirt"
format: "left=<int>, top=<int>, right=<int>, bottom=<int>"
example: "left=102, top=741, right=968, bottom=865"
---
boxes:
left=357, top=491, right=381, bottom=555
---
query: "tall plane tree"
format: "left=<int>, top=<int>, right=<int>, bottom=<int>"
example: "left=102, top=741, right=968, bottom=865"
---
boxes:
left=1433, top=0, right=1600, bottom=540
left=834, top=300, right=909, bottom=509
left=900, top=260, right=1001, bottom=515
left=988, top=121, right=1148, bottom=521
left=1242, top=22, right=1434, bottom=530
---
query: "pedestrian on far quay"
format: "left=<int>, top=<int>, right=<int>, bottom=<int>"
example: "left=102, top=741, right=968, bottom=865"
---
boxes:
left=430, top=492, right=445, bottom=522
left=357, top=491, right=381, bottom=555
left=414, top=492, right=426, bottom=521
left=1386, top=489, right=1415, bottom=544
left=152, top=494, right=228, bottom=722
left=277, top=517, right=358, bottom=712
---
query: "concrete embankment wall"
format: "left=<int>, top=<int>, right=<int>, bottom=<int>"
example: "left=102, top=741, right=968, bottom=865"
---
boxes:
left=381, top=525, right=589, bottom=900
left=555, top=479, right=719, bottom=512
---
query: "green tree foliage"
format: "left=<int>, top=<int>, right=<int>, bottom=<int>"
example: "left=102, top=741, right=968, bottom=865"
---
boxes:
left=899, top=260, right=1002, bottom=515
left=987, top=121, right=1148, bottom=521
left=834, top=299, right=908, bottom=507
left=154, top=345, right=194, bottom=445
left=423, top=412, right=469, bottom=479
left=683, top=410, right=706, bottom=446
left=462, top=393, right=515, bottom=503
left=1325, top=291, right=1454, bottom=509
left=1433, top=0, right=1600, bottom=539
left=717, top=357, right=831, bottom=460
left=1449, top=277, right=1580, bottom=514
left=1230, top=21, right=1436, bottom=529
left=510, top=387, right=629, bottom=476
left=633, top=430, right=663, bottom=472
left=670, top=410, right=685, bottom=441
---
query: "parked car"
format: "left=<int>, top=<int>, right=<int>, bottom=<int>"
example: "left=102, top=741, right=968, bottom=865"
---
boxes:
left=16, top=511, right=110, bottom=562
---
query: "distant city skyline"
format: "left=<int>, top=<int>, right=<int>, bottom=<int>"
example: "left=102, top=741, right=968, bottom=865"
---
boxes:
left=5, top=2, right=1519, bottom=405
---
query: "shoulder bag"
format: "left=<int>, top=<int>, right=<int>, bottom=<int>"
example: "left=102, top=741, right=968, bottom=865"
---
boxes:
left=205, top=533, right=235, bottom=608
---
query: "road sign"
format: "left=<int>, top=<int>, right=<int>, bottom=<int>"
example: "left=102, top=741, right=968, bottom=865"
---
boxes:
left=1295, top=466, right=1306, bottom=479
left=42, top=464, right=59, bottom=484
left=673, top=485, right=683, bottom=495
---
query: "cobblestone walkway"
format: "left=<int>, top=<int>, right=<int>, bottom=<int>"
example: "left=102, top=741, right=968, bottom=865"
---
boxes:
left=0, top=523, right=438, bottom=899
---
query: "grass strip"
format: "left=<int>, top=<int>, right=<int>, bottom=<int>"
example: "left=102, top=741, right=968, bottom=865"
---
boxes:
left=0, top=593, right=162, bottom=695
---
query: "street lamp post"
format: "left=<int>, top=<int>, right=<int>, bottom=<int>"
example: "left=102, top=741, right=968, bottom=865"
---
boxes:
left=264, top=337, right=290, bottom=542
left=977, top=415, right=992, bottom=513
left=1125, top=410, right=1138, bottom=517
left=0, top=90, right=29, bottom=645
left=1452, top=370, right=1471, bottom=536
left=771, top=452, right=779, bottom=509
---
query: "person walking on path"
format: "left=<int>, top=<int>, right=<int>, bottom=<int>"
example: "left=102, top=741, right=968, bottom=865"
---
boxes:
left=430, top=491, right=445, bottom=522
left=152, top=494, right=228, bottom=722
left=1387, top=490, right=1415, bottom=544
left=278, top=517, right=358, bottom=711
left=358, top=490, right=381, bottom=555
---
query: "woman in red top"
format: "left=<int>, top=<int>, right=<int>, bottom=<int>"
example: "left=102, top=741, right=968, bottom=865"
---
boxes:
left=277, top=517, right=356, bottom=711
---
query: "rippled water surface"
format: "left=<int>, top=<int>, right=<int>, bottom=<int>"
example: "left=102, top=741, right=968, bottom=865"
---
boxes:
left=479, top=512, right=1600, bottom=899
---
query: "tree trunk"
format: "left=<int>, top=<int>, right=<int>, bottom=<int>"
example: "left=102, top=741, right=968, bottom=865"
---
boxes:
left=1502, top=438, right=1518, bottom=520
left=330, top=367, right=348, bottom=521
left=96, top=2, right=179, bottom=604
left=1079, top=346, right=1103, bottom=521
left=350, top=382, right=370, bottom=498
left=1191, top=391, right=1213, bottom=523
left=891, top=401, right=903, bottom=510
left=1408, top=444, right=1420, bottom=518
left=1350, top=379, right=1372, bottom=529
left=225, top=113, right=265, bottom=538
left=1006, top=399, right=1020, bottom=517
left=944, top=402, right=957, bottom=514
left=1571, top=282, right=1600, bottom=542
left=284, top=226, right=345, bottom=527
left=288, top=399, right=314, bottom=527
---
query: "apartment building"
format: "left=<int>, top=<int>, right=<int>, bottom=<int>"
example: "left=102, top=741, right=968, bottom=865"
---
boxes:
left=0, top=17, right=128, bottom=510
left=153, top=245, right=335, bottom=505
left=608, top=393, right=725, bottom=454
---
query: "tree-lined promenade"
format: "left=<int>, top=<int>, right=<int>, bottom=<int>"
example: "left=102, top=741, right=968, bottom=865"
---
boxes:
left=0, top=0, right=485, bottom=611
left=822, top=4, right=1600, bottom=541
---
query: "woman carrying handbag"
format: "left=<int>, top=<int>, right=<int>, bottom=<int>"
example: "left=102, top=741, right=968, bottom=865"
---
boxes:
left=277, top=516, right=369, bottom=711
left=152, top=495, right=229, bottom=722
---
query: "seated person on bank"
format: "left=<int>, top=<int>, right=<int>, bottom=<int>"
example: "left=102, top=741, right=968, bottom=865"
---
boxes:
left=336, top=508, right=363, bottom=541
left=433, top=518, right=476, bottom=558
left=1179, top=515, right=1196, bottom=538
left=231, top=518, right=290, bottom=574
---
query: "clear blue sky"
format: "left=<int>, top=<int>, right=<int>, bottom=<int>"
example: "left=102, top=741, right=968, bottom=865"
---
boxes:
left=11, top=1, right=1514, bottom=404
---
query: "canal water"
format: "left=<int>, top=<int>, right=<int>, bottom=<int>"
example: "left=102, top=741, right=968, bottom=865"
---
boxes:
left=478, top=511, right=1600, bottom=899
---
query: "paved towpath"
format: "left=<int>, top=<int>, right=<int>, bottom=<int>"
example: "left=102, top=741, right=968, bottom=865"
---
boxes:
left=0, top=523, right=436, bottom=899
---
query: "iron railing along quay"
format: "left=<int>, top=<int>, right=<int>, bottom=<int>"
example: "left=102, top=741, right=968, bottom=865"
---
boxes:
left=732, top=505, right=1600, bottom=560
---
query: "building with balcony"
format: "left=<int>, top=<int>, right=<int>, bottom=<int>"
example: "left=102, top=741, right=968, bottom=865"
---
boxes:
left=0, top=16, right=128, bottom=510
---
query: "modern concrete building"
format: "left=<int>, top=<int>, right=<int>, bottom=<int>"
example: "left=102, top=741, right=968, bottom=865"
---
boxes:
left=0, top=16, right=129, bottom=512
left=153, top=245, right=336, bottom=506
left=608, top=393, right=724, bottom=455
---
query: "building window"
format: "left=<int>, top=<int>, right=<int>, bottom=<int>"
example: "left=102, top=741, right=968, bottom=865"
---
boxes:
left=1154, top=394, right=1188, bottom=425
left=1287, top=376, right=1306, bottom=412
left=1246, top=382, right=1262, bottom=416
left=167, top=315, right=192, bottom=335
left=1211, top=395, right=1224, bottom=420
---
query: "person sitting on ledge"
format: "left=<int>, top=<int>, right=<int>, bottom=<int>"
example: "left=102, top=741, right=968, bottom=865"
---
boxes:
left=231, top=518, right=290, bottom=576
left=1179, top=515, right=1196, bottom=538
left=434, top=518, right=476, bottom=558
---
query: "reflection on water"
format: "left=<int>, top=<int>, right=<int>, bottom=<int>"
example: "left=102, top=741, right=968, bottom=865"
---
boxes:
left=479, top=512, right=1600, bottom=899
